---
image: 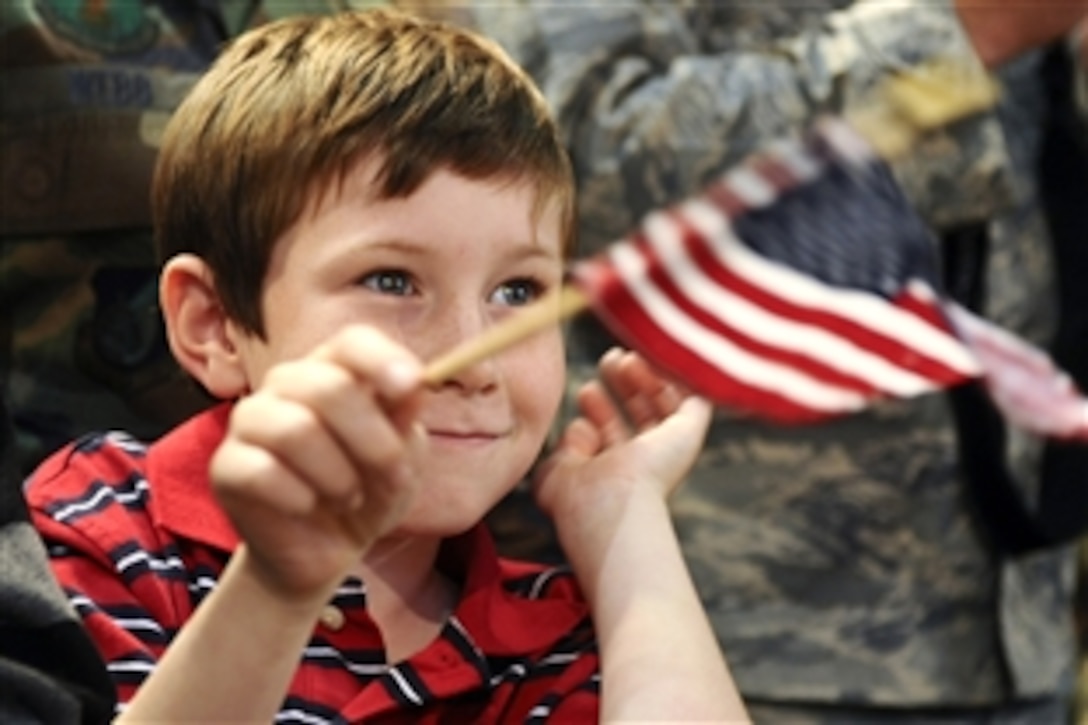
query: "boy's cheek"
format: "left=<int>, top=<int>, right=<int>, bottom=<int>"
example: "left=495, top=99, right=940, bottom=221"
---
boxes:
left=522, top=334, right=567, bottom=419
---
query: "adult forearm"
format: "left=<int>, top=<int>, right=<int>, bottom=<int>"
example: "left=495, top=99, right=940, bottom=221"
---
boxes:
left=955, top=0, right=1087, bottom=69
left=117, top=545, right=327, bottom=723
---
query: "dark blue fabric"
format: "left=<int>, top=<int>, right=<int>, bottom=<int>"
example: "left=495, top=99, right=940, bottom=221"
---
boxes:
left=732, top=134, right=940, bottom=298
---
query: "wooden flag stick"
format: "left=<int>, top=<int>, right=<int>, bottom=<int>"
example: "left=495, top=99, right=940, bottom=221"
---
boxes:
left=423, top=285, right=589, bottom=384
left=422, top=59, right=999, bottom=385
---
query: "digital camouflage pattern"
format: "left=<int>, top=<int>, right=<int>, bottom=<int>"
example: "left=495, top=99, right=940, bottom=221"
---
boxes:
left=466, top=0, right=1077, bottom=710
left=0, top=1, right=356, bottom=476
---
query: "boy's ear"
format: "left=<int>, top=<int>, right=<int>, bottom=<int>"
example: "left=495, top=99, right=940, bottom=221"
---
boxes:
left=159, top=254, right=249, bottom=399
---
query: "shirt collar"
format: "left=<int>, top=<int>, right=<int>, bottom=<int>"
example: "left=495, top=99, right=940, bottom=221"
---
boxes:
left=443, top=526, right=588, bottom=656
left=147, top=403, right=239, bottom=552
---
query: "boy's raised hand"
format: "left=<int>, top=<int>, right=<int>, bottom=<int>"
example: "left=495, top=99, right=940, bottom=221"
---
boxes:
left=534, top=348, right=712, bottom=534
left=210, top=326, right=426, bottom=604
left=532, top=350, right=744, bottom=721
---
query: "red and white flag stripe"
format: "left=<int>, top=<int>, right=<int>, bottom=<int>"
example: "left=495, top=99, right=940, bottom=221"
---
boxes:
left=569, top=116, right=1088, bottom=436
left=571, top=119, right=980, bottom=423
left=948, top=304, right=1088, bottom=441
left=576, top=211, right=979, bottom=422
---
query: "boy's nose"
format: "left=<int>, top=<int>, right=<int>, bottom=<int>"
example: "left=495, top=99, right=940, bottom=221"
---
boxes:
left=423, top=302, right=500, bottom=394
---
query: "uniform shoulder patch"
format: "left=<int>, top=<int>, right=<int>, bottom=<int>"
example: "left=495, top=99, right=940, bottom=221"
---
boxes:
left=35, top=0, right=159, bottom=55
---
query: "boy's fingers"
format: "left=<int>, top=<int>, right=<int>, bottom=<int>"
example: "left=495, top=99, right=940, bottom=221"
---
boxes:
left=651, top=380, right=685, bottom=416
left=230, top=391, right=360, bottom=506
left=211, top=440, right=317, bottom=516
left=658, top=395, right=714, bottom=455
left=600, top=348, right=685, bottom=428
left=294, top=359, right=418, bottom=487
left=241, top=360, right=414, bottom=505
left=576, top=380, right=629, bottom=448
left=598, top=349, right=656, bottom=430
left=532, top=418, right=600, bottom=513
left=620, top=352, right=684, bottom=417
left=313, top=326, right=423, bottom=420
left=313, top=325, right=425, bottom=437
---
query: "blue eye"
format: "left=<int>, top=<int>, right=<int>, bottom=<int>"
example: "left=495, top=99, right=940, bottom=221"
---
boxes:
left=491, top=278, right=543, bottom=307
left=361, top=270, right=415, bottom=296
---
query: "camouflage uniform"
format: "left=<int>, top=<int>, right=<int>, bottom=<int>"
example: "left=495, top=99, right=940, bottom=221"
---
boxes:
left=0, top=1, right=352, bottom=477
left=467, top=0, right=1077, bottom=717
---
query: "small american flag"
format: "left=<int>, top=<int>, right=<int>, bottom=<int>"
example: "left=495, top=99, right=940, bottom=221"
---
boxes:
left=570, top=118, right=980, bottom=424
left=426, top=112, right=1087, bottom=438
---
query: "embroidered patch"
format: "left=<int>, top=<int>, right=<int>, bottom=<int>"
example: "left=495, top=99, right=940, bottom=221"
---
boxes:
left=35, top=0, right=159, bottom=55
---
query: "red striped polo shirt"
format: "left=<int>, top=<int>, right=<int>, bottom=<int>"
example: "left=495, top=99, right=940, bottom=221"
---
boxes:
left=26, top=404, right=600, bottom=723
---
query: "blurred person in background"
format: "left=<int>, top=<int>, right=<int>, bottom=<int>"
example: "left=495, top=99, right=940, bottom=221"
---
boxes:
left=0, top=386, right=113, bottom=723
left=0, top=1, right=364, bottom=479
left=449, top=1, right=1088, bottom=722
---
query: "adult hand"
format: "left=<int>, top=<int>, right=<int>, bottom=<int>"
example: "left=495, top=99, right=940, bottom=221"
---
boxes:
left=955, top=0, right=1088, bottom=68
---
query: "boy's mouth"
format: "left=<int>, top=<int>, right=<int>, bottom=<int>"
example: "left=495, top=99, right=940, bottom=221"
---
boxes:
left=426, top=428, right=507, bottom=445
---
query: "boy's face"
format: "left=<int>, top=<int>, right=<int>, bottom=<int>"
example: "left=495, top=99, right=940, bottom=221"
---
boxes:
left=231, top=158, right=567, bottom=536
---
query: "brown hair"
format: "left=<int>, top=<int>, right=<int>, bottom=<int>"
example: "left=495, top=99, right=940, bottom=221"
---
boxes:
left=153, top=8, right=574, bottom=337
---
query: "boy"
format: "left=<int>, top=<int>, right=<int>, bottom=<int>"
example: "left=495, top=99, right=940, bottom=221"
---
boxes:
left=25, top=9, right=747, bottom=723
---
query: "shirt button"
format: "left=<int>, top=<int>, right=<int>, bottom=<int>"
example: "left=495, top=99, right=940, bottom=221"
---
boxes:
left=319, top=605, right=345, bottom=631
